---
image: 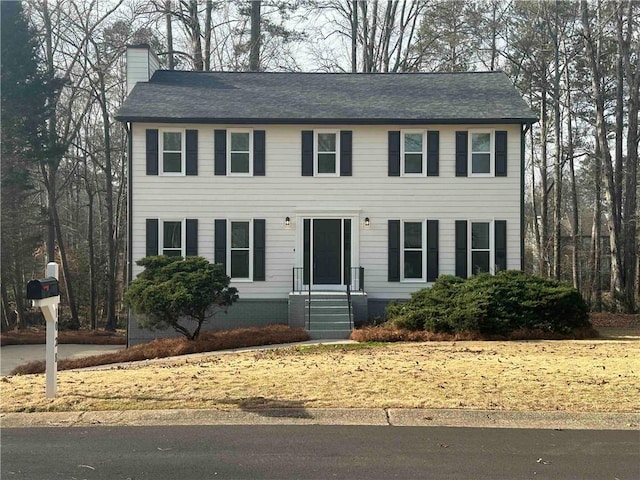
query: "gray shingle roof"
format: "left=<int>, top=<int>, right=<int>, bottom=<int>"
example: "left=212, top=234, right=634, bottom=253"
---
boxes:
left=116, top=70, right=537, bottom=124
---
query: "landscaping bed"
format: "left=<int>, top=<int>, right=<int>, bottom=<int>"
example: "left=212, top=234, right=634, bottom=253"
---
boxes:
left=1, top=328, right=126, bottom=346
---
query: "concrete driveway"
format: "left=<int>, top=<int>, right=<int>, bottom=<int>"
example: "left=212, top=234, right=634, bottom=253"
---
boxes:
left=0, top=344, right=124, bottom=376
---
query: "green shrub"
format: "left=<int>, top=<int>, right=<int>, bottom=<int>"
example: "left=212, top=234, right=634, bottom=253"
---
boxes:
left=124, top=256, right=238, bottom=340
left=385, top=271, right=590, bottom=336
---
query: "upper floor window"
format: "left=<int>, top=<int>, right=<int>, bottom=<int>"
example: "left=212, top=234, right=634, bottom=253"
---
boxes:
left=229, top=130, right=252, bottom=175
left=402, top=132, right=424, bottom=175
left=469, top=131, right=493, bottom=175
left=161, top=131, right=184, bottom=174
left=316, top=131, right=339, bottom=175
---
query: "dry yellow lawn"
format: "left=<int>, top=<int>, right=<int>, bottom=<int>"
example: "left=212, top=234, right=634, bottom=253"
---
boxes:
left=1, top=340, right=638, bottom=414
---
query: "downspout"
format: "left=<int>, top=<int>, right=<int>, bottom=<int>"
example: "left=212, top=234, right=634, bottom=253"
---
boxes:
left=521, top=122, right=532, bottom=271
left=126, top=122, right=133, bottom=348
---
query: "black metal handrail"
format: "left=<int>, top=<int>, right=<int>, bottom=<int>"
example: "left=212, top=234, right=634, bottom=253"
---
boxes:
left=346, top=284, right=353, bottom=330
left=293, top=267, right=312, bottom=329
left=292, top=267, right=365, bottom=293
left=347, top=267, right=365, bottom=292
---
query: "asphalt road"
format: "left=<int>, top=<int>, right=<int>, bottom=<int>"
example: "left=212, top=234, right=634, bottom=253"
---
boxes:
left=2, top=425, right=638, bottom=479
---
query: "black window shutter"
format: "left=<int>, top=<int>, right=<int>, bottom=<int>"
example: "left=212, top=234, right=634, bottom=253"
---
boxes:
left=340, top=130, right=352, bottom=176
left=495, top=131, right=508, bottom=176
left=388, top=131, right=400, bottom=176
left=254, top=130, right=265, bottom=176
left=214, top=129, right=226, bottom=176
left=388, top=220, right=400, bottom=282
left=214, top=219, right=227, bottom=270
left=186, top=130, right=198, bottom=175
left=427, top=220, right=439, bottom=282
left=253, top=219, right=266, bottom=281
left=495, top=220, right=507, bottom=272
left=146, top=129, right=158, bottom=175
left=301, top=130, right=314, bottom=176
left=455, top=220, right=468, bottom=278
left=427, top=131, right=439, bottom=176
left=186, top=219, right=198, bottom=256
left=455, top=131, right=468, bottom=177
left=146, top=219, right=158, bottom=256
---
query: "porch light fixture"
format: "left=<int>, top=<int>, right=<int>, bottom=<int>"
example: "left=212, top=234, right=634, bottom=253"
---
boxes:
left=364, top=217, right=371, bottom=228
left=284, top=216, right=291, bottom=227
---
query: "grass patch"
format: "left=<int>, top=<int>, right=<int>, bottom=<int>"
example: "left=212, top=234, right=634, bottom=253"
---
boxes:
left=8, top=325, right=309, bottom=375
left=2, top=339, right=638, bottom=414
left=294, top=342, right=386, bottom=353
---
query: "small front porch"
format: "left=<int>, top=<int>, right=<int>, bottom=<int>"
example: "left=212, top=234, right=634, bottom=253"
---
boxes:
left=288, top=267, right=368, bottom=339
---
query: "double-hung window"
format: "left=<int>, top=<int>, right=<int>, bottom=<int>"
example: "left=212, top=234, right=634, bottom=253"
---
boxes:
left=470, top=221, right=492, bottom=274
left=315, top=131, right=339, bottom=175
left=402, top=221, right=425, bottom=281
left=402, top=131, right=424, bottom=175
left=161, top=131, right=184, bottom=174
left=229, top=130, right=252, bottom=174
left=469, top=130, right=493, bottom=175
left=230, top=220, right=252, bottom=280
left=162, top=220, right=183, bottom=256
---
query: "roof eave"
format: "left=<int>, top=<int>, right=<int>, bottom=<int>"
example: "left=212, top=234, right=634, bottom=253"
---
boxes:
left=114, top=116, right=539, bottom=125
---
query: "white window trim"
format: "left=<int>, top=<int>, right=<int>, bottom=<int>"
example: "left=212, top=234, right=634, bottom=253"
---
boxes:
left=228, top=219, right=254, bottom=282
left=227, top=129, right=253, bottom=176
left=160, top=219, right=185, bottom=257
left=468, top=219, right=495, bottom=275
left=159, top=129, right=186, bottom=176
left=401, top=130, right=426, bottom=177
left=400, top=219, right=426, bottom=282
left=314, top=130, right=340, bottom=177
left=468, top=129, right=494, bottom=177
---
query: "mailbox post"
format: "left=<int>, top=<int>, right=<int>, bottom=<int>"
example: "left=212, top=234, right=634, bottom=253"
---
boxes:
left=26, top=263, right=60, bottom=398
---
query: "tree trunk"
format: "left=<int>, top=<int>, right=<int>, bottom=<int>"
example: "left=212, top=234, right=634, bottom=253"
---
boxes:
left=87, top=184, right=97, bottom=330
left=96, top=68, right=118, bottom=331
left=204, top=0, right=212, bottom=70
left=581, top=0, right=624, bottom=309
left=552, top=33, right=562, bottom=281
left=530, top=125, right=542, bottom=275
left=189, top=0, right=204, bottom=71
left=52, top=196, right=80, bottom=328
left=590, top=140, right=603, bottom=310
left=566, top=78, right=580, bottom=291
left=249, top=0, right=261, bottom=71
left=351, top=0, right=357, bottom=73
left=1, top=283, right=11, bottom=331
left=539, top=91, right=550, bottom=276
left=166, top=0, right=174, bottom=69
left=618, top=0, right=639, bottom=312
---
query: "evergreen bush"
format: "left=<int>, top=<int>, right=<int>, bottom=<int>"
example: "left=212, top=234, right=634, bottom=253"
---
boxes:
left=386, top=270, right=590, bottom=335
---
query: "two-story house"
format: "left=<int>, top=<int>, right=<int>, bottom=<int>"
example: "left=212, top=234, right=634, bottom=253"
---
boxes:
left=117, top=45, right=537, bottom=345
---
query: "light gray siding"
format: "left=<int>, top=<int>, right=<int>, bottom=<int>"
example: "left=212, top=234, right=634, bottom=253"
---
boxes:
left=130, top=123, right=522, bottom=304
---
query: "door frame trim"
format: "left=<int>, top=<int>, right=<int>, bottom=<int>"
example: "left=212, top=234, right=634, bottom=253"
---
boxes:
left=295, top=209, right=360, bottom=289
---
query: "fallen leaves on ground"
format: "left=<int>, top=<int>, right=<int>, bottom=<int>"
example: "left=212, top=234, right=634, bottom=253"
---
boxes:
left=2, top=339, right=638, bottom=414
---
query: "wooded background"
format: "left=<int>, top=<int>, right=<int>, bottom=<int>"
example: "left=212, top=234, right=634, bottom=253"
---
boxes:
left=1, top=0, right=638, bottom=331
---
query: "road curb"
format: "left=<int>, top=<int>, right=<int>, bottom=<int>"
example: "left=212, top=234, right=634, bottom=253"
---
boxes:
left=2, top=408, right=638, bottom=430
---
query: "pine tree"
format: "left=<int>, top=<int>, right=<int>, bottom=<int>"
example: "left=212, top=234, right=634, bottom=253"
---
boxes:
left=0, top=1, right=57, bottom=328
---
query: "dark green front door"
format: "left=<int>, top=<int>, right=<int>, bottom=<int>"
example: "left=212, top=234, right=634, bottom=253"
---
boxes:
left=313, top=219, right=342, bottom=285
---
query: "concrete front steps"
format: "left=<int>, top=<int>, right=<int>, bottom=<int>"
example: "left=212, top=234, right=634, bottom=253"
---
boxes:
left=305, top=293, right=353, bottom=340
